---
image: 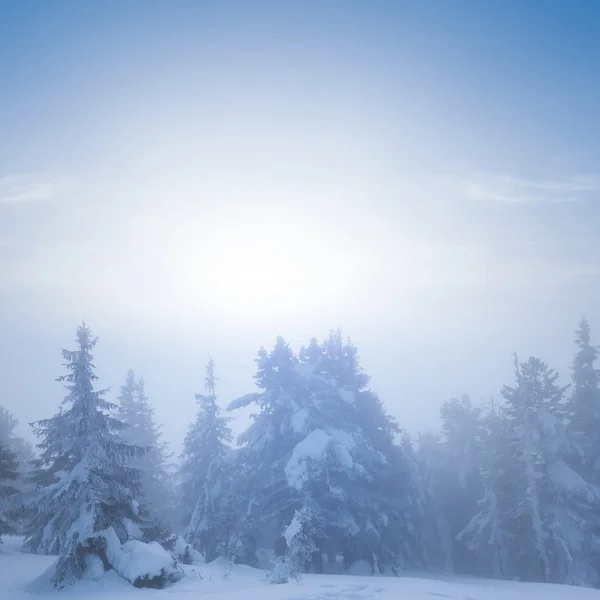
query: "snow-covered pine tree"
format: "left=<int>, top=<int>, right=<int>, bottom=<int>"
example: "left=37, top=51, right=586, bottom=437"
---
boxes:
left=296, top=331, right=427, bottom=572
left=269, top=506, right=318, bottom=583
left=500, top=356, right=569, bottom=583
left=415, top=431, right=454, bottom=571
left=117, top=371, right=174, bottom=537
left=0, top=406, right=35, bottom=471
left=567, top=317, right=600, bottom=482
left=0, top=440, right=19, bottom=541
left=193, top=449, right=248, bottom=563
left=22, top=323, right=145, bottom=587
left=462, top=354, right=600, bottom=585
left=226, top=337, right=305, bottom=553
left=438, top=395, right=485, bottom=573
left=543, top=318, right=600, bottom=587
left=181, top=358, right=233, bottom=552
left=230, top=331, right=427, bottom=574
left=457, top=399, right=512, bottom=579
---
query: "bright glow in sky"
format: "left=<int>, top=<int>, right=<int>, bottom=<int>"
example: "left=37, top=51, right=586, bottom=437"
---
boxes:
left=2, top=1, right=600, bottom=450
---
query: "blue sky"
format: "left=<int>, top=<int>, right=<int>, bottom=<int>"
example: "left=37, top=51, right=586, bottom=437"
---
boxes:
left=1, top=1, right=600, bottom=450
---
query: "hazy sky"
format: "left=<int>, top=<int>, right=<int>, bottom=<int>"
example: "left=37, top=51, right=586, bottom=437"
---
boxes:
left=2, top=1, right=600, bottom=452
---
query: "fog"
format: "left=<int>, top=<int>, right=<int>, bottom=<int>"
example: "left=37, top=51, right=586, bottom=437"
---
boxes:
left=2, top=1, right=600, bottom=455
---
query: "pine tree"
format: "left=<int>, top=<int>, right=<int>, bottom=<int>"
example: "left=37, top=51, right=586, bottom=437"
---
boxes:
left=117, top=371, right=173, bottom=536
left=230, top=332, right=427, bottom=574
left=500, top=356, right=568, bottom=582
left=23, top=324, right=144, bottom=587
left=567, top=317, right=600, bottom=481
left=459, top=354, right=600, bottom=585
left=0, top=406, right=35, bottom=471
left=181, top=358, right=233, bottom=552
left=0, top=440, right=19, bottom=540
left=438, top=395, right=485, bottom=573
left=415, top=431, right=454, bottom=571
left=269, top=506, right=318, bottom=583
left=457, top=400, right=511, bottom=579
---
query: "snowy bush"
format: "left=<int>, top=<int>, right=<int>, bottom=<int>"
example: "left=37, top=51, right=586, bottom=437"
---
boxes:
left=268, top=556, right=290, bottom=584
left=269, top=507, right=317, bottom=583
left=162, top=534, right=202, bottom=565
left=103, top=528, right=183, bottom=588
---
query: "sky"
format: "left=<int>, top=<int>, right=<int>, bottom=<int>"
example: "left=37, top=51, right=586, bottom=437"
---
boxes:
left=1, top=0, right=600, bottom=452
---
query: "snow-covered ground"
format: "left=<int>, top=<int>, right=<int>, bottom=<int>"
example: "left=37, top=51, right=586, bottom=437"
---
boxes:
left=1, top=537, right=598, bottom=600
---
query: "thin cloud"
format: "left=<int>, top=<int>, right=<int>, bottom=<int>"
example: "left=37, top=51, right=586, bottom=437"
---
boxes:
left=570, top=265, right=600, bottom=277
left=0, top=174, right=68, bottom=205
left=455, top=173, right=600, bottom=205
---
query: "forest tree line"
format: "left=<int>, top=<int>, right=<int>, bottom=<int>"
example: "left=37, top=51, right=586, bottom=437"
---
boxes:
left=0, top=319, right=599, bottom=588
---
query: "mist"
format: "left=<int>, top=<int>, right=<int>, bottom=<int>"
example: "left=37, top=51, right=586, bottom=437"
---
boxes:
left=2, top=0, right=600, bottom=595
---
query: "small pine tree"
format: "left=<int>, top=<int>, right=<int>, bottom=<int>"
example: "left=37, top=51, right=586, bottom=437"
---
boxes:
left=0, top=440, right=19, bottom=540
left=269, top=506, right=318, bottom=584
left=23, top=324, right=145, bottom=587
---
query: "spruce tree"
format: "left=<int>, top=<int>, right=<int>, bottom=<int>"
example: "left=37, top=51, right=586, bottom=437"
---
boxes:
left=117, top=371, right=173, bottom=535
left=23, top=323, right=144, bottom=587
left=461, top=354, right=600, bottom=586
left=230, top=332, right=427, bottom=574
left=457, top=400, right=511, bottom=578
left=567, top=317, right=600, bottom=481
left=0, top=406, right=35, bottom=471
left=0, top=440, right=19, bottom=540
left=438, top=395, right=485, bottom=573
left=181, top=358, right=233, bottom=551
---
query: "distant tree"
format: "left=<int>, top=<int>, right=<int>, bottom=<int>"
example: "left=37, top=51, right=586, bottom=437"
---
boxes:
left=457, top=400, right=511, bottom=579
left=0, top=440, right=19, bottom=540
left=22, top=324, right=145, bottom=587
left=117, top=371, right=174, bottom=536
left=461, top=353, right=600, bottom=586
left=567, top=317, right=600, bottom=481
left=438, top=394, right=485, bottom=572
left=181, top=358, right=233, bottom=552
left=0, top=406, right=35, bottom=470
left=415, top=431, right=454, bottom=571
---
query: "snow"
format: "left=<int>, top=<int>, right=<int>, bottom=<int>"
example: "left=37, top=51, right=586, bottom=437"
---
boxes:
left=285, top=429, right=331, bottom=490
left=122, top=518, right=143, bottom=541
left=283, top=514, right=302, bottom=547
left=548, top=459, right=599, bottom=499
left=2, top=539, right=600, bottom=600
left=285, top=428, right=359, bottom=490
left=291, top=407, right=309, bottom=433
left=227, top=393, right=262, bottom=411
left=102, top=528, right=180, bottom=586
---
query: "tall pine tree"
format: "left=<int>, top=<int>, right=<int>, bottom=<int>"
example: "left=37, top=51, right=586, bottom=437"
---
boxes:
left=23, top=324, right=144, bottom=587
left=229, top=332, right=427, bottom=573
left=0, top=440, right=19, bottom=541
left=567, top=317, right=600, bottom=481
left=181, top=358, right=233, bottom=551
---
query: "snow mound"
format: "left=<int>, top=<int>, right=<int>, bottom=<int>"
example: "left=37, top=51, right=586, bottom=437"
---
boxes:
left=345, top=559, right=375, bottom=576
left=103, top=529, right=183, bottom=588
